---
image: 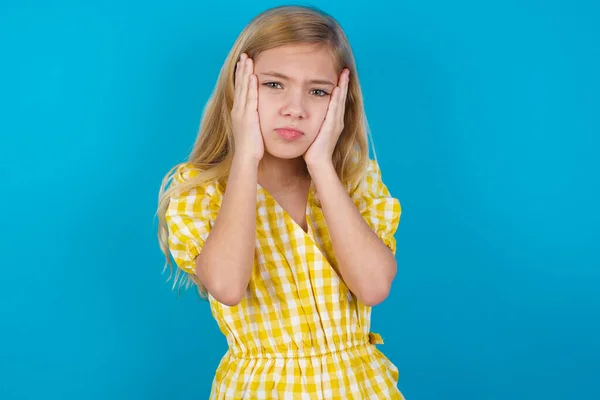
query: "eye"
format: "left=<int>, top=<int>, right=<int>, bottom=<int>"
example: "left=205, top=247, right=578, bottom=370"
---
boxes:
left=310, top=89, right=330, bottom=97
left=263, top=81, right=283, bottom=89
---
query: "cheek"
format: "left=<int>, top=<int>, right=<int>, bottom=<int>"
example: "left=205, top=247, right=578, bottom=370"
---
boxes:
left=314, top=102, right=329, bottom=121
left=309, top=102, right=330, bottom=129
left=257, top=96, right=274, bottom=124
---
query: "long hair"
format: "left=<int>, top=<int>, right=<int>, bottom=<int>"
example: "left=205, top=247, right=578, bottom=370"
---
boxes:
left=156, top=5, right=378, bottom=298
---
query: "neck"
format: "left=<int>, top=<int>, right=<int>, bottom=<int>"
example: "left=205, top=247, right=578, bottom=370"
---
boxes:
left=257, top=153, right=310, bottom=189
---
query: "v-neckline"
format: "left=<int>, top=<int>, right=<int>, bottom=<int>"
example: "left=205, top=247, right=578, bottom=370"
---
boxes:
left=257, top=181, right=314, bottom=236
left=256, top=181, right=338, bottom=270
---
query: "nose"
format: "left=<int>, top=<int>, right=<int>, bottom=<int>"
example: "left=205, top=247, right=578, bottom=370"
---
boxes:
left=279, top=89, right=307, bottom=120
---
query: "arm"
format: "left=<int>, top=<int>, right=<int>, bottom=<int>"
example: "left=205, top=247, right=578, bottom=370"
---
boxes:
left=195, top=155, right=259, bottom=306
left=303, top=68, right=398, bottom=306
left=308, top=163, right=397, bottom=307
left=196, top=54, right=264, bottom=306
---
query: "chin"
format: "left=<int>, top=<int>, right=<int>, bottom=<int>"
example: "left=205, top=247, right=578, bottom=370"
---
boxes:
left=262, top=130, right=312, bottom=160
left=263, top=141, right=309, bottom=160
left=265, top=145, right=306, bottom=160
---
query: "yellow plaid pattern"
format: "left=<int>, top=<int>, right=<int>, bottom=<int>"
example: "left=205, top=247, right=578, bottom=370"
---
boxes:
left=166, top=159, right=404, bottom=399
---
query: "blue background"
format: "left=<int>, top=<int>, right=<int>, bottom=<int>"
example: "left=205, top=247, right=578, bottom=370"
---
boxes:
left=1, top=0, right=599, bottom=399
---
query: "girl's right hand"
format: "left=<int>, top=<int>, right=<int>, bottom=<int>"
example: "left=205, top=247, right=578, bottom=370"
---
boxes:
left=231, top=53, right=264, bottom=163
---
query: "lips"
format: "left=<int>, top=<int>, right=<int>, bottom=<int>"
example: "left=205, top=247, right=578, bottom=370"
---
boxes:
left=275, top=127, right=304, bottom=140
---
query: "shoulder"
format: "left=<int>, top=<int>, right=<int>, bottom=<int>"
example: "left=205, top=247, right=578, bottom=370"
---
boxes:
left=353, top=158, right=388, bottom=195
left=365, top=159, right=384, bottom=183
left=172, top=162, right=201, bottom=184
left=167, top=162, right=223, bottom=206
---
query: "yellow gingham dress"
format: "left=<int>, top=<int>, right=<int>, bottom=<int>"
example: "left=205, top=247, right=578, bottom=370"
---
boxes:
left=166, top=159, right=404, bottom=399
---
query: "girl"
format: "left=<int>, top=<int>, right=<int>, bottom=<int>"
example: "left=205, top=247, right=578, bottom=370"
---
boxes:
left=157, top=5, right=404, bottom=399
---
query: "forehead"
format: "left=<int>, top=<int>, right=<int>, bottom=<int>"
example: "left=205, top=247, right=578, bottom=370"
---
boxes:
left=254, top=43, right=338, bottom=80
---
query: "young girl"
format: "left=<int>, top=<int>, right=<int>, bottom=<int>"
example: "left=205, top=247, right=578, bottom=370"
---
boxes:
left=157, top=5, right=404, bottom=399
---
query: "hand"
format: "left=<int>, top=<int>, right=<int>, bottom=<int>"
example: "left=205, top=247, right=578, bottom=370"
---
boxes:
left=231, top=53, right=264, bottom=163
left=303, top=68, right=350, bottom=169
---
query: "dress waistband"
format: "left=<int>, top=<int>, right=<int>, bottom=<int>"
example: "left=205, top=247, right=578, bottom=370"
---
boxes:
left=228, top=332, right=385, bottom=360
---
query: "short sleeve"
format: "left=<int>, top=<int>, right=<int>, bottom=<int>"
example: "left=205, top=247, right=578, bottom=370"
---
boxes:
left=353, top=159, right=402, bottom=254
left=165, top=163, right=222, bottom=275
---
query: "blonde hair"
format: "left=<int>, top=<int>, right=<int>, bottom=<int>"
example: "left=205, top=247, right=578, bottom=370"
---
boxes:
left=156, top=5, right=378, bottom=298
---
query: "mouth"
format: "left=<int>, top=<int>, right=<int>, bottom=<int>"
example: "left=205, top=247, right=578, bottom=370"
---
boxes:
left=274, top=127, right=304, bottom=141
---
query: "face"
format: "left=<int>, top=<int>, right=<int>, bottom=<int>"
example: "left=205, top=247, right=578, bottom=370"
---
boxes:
left=253, top=43, right=339, bottom=160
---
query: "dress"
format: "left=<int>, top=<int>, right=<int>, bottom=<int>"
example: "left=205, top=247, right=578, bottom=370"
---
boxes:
left=165, top=159, right=404, bottom=399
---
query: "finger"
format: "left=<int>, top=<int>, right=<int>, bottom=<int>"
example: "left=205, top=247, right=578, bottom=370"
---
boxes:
left=341, top=69, right=350, bottom=106
left=235, top=54, right=250, bottom=106
left=246, top=74, right=258, bottom=111
left=233, top=54, right=247, bottom=109
left=323, top=86, right=340, bottom=129
left=239, top=58, right=252, bottom=110
left=234, top=61, right=242, bottom=108
left=336, top=69, right=350, bottom=123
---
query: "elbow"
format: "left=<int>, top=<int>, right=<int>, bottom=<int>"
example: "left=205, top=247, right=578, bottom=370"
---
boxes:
left=202, top=278, right=247, bottom=306
left=357, top=260, right=396, bottom=307
left=195, top=256, right=248, bottom=307
left=358, top=283, right=392, bottom=307
left=212, top=289, right=245, bottom=307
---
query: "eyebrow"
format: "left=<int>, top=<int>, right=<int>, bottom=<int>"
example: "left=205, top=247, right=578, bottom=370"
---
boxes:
left=257, top=71, right=335, bottom=86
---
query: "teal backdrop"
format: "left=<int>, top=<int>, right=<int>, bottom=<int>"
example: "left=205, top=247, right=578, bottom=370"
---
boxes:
left=1, top=1, right=598, bottom=399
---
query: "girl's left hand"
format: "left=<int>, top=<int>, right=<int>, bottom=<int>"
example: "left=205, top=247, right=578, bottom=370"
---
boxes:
left=303, top=68, right=350, bottom=169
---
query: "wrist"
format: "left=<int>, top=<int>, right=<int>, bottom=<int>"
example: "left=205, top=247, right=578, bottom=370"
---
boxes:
left=232, top=152, right=261, bottom=170
left=306, top=159, right=334, bottom=171
left=306, top=160, right=336, bottom=178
